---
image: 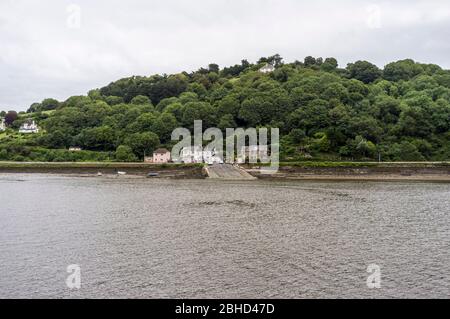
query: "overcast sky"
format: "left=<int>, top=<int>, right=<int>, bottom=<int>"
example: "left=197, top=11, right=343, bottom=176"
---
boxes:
left=1, top=0, right=450, bottom=111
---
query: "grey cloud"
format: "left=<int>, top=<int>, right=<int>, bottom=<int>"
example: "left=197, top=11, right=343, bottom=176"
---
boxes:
left=1, top=0, right=450, bottom=111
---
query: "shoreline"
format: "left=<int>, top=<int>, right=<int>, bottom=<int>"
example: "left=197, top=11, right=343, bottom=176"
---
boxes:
left=245, top=162, right=450, bottom=182
left=0, top=161, right=449, bottom=182
left=251, top=174, right=450, bottom=183
left=0, top=162, right=206, bottom=179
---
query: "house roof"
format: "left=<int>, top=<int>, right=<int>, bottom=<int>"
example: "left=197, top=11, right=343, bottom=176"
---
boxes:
left=154, top=148, right=170, bottom=154
left=259, top=63, right=275, bottom=70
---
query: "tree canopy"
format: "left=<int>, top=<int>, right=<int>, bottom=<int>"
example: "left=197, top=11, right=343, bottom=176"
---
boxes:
left=1, top=55, right=449, bottom=162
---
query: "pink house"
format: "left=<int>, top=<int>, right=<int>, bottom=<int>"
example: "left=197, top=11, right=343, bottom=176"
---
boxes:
left=153, top=148, right=171, bottom=163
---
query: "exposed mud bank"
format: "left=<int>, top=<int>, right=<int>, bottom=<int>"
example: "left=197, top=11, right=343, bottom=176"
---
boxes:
left=0, top=162, right=206, bottom=179
left=244, top=163, right=450, bottom=182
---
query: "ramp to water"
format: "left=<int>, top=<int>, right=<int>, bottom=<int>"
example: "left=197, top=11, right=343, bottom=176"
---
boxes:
left=206, top=164, right=257, bottom=180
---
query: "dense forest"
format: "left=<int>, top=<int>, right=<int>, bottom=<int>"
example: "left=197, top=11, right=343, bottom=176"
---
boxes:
left=1, top=55, right=450, bottom=162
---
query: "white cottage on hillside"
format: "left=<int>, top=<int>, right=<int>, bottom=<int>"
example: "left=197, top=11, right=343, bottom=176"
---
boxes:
left=19, top=119, right=39, bottom=134
left=259, top=63, right=275, bottom=73
left=0, top=118, right=5, bottom=132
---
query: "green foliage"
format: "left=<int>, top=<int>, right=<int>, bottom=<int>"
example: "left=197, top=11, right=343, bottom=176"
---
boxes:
left=182, top=102, right=216, bottom=129
left=40, top=130, right=71, bottom=148
left=151, top=113, right=178, bottom=143
left=99, top=74, right=188, bottom=104
left=27, top=98, right=60, bottom=113
left=340, top=136, right=376, bottom=158
left=131, top=95, right=152, bottom=105
left=78, top=126, right=116, bottom=151
left=105, top=96, right=124, bottom=105
left=321, top=58, right=338, bottom=72
left=386, top=141, right=425, bottom=161
left=0, top=142, right=112, bottom=162
left=383, top=59, right=425, bottom=82
left=4, top=111, right=18, bottom=126
left=218, top=114, right=236, bottom=131
left=124, top=132, right=160, bottom=159
left=62, top=96, right=92, bottom=108
left=347, top=60, right=382, bottom=84
left=115, top=145, right=137, bottom=162
left=289, top=128, right=306, bottom=144
left=310, top=132, right=331, bottom=153
left=2, top=56, right=450, bottom=162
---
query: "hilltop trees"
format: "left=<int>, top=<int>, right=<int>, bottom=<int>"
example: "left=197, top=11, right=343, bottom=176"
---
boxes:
left=321, top=58, right=339, bottom=72
left=383, top=59, right=425, bottom=82
left=1, top=56, right=450, bottom=162
left=100, top=75, right=188, bottom=104
left=221, top=59, right=251, bottom=77
left=258, top=54, right=283, bottom=67
left=347, top=61, right=382, bottom=84
left=26, top=98, right=60, bottom=113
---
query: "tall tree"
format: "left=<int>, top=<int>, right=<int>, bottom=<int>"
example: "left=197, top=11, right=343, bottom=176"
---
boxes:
left=4, top=111, right=18, bottom=126
left=347, top=60, right=382, bottom=84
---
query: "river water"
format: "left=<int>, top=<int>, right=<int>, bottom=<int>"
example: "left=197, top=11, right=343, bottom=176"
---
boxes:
left=0, top=174, right=449, bottom=299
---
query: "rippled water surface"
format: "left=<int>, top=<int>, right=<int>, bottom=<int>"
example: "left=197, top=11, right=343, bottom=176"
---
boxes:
left=0, top=174, right=449, bottom=298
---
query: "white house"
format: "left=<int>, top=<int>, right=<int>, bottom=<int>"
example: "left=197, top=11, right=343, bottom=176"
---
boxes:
left=258, top=145, right=269, bottom=162
left=69, top=147, right=82, bottom=152
left=237, top=145, right=269, bottom=163
left=19, top=119, right=39, bottom=134
left=180, top=145, right=203, bottom=163
left=259, top=63, right=275, bottom=73
left=153, top=148, right=171, bottom=163
left=180, top=146, right=223, bottom=164
left=0, top=118, right=5, bottom=132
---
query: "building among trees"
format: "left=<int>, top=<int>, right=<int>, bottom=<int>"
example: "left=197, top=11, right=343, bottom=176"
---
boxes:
left=180, top=146, right=223, bottom=164
left=237, top=145, right=269, bottom=163
left=259, top=63, right=275, bottom=73
left=19, top=119, right=39, bottom=134
left=0, top=118, right=5, bottom=132
left=1, top=56, right=449, bottom=162
left=181, top=146, right=203, bottom=163
left=152, top=148, right=171, bottom=163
